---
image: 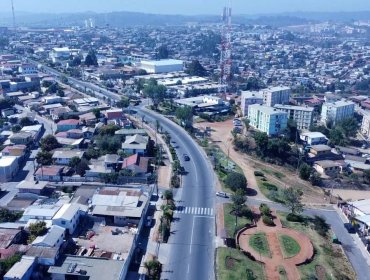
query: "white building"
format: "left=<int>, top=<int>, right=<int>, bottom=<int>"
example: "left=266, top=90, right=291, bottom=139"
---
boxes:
left=240, top=91, right=263, bottom=116
left=18, top=64, right=38, bottom=75
left=49, top=47, right=71, bottom=63
left=361, top=112, right=370, bottom=139
left=140, top=59, right=183, bottom=74
left=300, top=132, right=328, bottom=145
left=3, top=256, right=36, bottom=280
left=274, top=104, right=314, bottom=130
left=52, top=203, right=87, bottom=235
left=52, top=150, right=85, bottom=165
left=0, top=156, right=18, bottom=182
left=321, top=100, right=355, bottom=126
left=32, top=225, right=65, bottom=248
left=248, top=104, right=288, bottom=136
left=262, top=86, right=291, bottom=107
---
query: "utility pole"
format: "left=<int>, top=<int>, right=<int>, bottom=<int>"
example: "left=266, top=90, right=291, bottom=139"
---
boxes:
left=219, top=0, right=232, bottom=98
left=11, top=0, right=16, bottom=31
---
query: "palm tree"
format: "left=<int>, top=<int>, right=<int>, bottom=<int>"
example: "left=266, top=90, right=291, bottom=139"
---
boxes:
left=231, top=189, right=247, bottom=235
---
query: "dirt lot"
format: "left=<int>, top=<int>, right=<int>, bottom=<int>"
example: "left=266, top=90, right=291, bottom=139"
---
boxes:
left=195, top=120, right=328, bottom=204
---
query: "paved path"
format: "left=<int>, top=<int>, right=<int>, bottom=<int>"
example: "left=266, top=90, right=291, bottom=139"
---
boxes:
left=238, top=210, right=314, bottom=280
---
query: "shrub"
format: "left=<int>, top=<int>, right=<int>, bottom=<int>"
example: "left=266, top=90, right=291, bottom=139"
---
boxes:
left=259, top=203, right=271, bottom=216
left=262, top=215, right=274, bottom=226
left=313, top=216, right=330, bottom=237
left=263, top=182, right=278, bottom=191
left=254, top=171, right=264, bottom=177
left=286, top=213, right=304, bottom=223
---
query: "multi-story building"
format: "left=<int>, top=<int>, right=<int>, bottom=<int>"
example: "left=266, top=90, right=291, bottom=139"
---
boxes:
left=361, top=112, right=370, bottom=139
left=248, top=104, right=288, bottom=136
left=274, top=104, right=314, bottom=130
left=240, top=91, right=263, bottom=116
left=321, top=100, right=355, bottom=126
left=262, top=86, right=291, bottom=107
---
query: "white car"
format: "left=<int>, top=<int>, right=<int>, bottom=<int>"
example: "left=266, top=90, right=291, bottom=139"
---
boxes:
left=216, top=192, right=229, bottom=198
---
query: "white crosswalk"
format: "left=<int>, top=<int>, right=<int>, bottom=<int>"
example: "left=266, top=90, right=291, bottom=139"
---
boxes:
left=174, top=206, right=214, bottom=216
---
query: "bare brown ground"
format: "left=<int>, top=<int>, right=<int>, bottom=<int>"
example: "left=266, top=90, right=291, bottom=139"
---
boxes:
left=238, top=209, right=314, bottom=280
left=195, top=120, right=328, bottom=204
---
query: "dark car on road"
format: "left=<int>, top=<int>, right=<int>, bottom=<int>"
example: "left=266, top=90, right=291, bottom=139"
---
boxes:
left=183, top=154, right=190, bottom=161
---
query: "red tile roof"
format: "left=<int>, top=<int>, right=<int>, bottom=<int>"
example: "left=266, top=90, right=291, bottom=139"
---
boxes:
left=35, top=165, right=64, bottom=176
left=122, top=154, right=139, bottom=168
left=57, top=119, right=80, bottom=125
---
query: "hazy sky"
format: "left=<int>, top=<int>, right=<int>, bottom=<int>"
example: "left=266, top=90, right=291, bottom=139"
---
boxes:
left=1, top=0, right=370, bottom=15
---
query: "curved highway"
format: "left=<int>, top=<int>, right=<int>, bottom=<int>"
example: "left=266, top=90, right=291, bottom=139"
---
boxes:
left=137, top=107, right=216, bottom=280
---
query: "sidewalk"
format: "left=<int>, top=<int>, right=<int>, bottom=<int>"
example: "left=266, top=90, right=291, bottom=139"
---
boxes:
left=335, top=205, right=370, bottom=266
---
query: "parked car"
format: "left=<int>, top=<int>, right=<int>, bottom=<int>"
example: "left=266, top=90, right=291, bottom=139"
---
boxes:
left=183, top=154, right=190, bottom=161
left=146, top=216, right=153, bottom=227
left=216, top=192, right=229, bottom=198
left=344, top=223, right=356, bottom=234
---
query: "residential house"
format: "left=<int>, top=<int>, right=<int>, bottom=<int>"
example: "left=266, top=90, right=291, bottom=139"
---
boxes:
left=9, top=132, right=33, bottom=145
left=104, top=154, right=120, bottom=171
left=52, top=203, right=87, bottom=235
left=1, top=145, right=27, bottom=157
left=300, top=132, right=328, bottom=146
left=34, top=166, right=64, bottom=182
left=66, top=129, right=83, bottom=139
left=0, top=156, right=19, bottom=182
left=309, top=145, right=332, bottom=157
left=25, top=246, right=59, bottom=266
left=21, top=204, right=61, bottom=222
left=16, top=180, right=49, bottom=195
left=122, top=134, right=149, bottom=155
left=79, top=112, right=97, bottom=126
left=3, top=256, right=36, bottom=280
left=50, top=107, right=72, bottom=121
left=52, top=150, right=84, bottom=166
left=104, top=109, right=123, bottom=121
left=313, top=160, right=343, bottom=177
left=32, top=225, right=65, bottom=249
left=21, top=125, right=43, bottom=141
left=121, top=154, right=150, bottom=175
left=56, top=119, right=80, bottom=132
left=115, top=128, right=147, bottom=138
left=91, top=188, right=149, bottom=226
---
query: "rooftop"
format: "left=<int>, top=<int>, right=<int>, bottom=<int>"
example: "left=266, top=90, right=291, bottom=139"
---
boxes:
left=57, top=119, right=80, bottom=126
left=48, top=255, right=124, bottom=280
left=0, top=156, right=17, bottom=167
left=32, top=225, right=65, bottom=247
left=53, top=203, right=87, bottom=221
left=141, top=59, right=183, bottom=66
left=4, top=256, right=35, bottom=279
left=52, top=150, right=85, bottom=159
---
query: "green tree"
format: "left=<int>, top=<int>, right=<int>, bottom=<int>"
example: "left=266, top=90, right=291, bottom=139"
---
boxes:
left=363, top=169, right=370, bottom=183
left=69, top=156, right=81, bottom=168
left=36, top=150, right=53, bottom=165
left=254, top=132, right=269, bottom=156
left=92, top=108, right=101, bottom=119
left=163, top=190, right=173, bottom=201
left=156, top=45, right=169, bottom=59
left=225, top=172, right=247, bottom=192
left=282, top=187, right=304, bottom=215
left=0, top=208, right=22, bottom=223
left=0, top=254, right=22, bottom=277
left=243, top=118, right=250, bottom=131
left=11, top=124, right=22, bottom=133
left=329, top=128, right=347, bottom=146
left=299, top=163, right=312, bottom=181
left=71, top=56, right=82, bottom=66
left=28, top=221, right=47, bottom=237
left=116, top=97, right=130, bottom=108
left=310, top=172, right=322, bottom=186
left=185, top=60, right=206, bottom=77
left=19, top=117, right=33, bottom=127
left=143, top=79, right=167, bottom=108
left=231, top=189, right=247, bottom=233
left=175, top=107, right=193, bottom=128
left=144, top=259, right=162, bottom=280
left=84, top=49, right=98, bottom=66
left=40, top=135, right=60, bottom=152
left=336, top=118, right=358, bottom=138
left=75, top=158, right=90, bottom=176
left=0, top=98, right=15, bottom=110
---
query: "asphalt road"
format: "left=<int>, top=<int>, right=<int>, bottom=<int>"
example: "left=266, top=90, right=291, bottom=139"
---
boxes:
left=136, top=107, right=216, bottom=280
left=35, top=60, right=370, bottom=280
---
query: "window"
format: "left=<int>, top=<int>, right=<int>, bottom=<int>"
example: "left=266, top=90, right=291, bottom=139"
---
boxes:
left=61, top=221, right=66, bottom=225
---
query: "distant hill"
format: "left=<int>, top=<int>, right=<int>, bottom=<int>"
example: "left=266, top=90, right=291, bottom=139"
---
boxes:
left=0, top=10, right=369, bottom=28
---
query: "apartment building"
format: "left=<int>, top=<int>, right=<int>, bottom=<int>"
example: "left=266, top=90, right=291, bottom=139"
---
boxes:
left=248, top=104, right=288, bottom=136
left=321, top=100, right=355, bottom=126
left=240, top=91, right=263, bottom=116
left=274, top=104, right=314, bottom=130
left=361, top=112, right=370, bottom=139
left=262, top=86, right=291, bottom=107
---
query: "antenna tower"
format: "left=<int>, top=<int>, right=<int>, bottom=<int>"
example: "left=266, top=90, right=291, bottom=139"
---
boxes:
left=11, top=0, right=16, bottom=31
left=219, top=0, right=232, bottom=97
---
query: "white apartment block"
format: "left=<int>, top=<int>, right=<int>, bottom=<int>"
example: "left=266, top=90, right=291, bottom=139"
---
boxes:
left=321, top=100, right=355, bottom=126
left=248, top=104, right=288, bottom=136
left=361, top=113, right=370, bottom=139
left=240, top=91, right=263, bottom=116
left=262, top=86, right=291, bottom=107
left=274, top=104, right=314, bottom=130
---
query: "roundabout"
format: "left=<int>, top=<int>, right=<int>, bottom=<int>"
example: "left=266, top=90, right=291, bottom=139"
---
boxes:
left=237, top=209, right=314, bottom=280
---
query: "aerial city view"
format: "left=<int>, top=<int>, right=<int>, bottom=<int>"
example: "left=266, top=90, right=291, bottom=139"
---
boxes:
left=1, top=0, right=370, bottom=279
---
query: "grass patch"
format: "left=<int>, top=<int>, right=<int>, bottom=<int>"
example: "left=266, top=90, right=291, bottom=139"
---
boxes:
left=279, top=234, right=301, bottom=258
left=217, top=247, right=266, bottom=280
left=256, top=177, right=285, bottom=203
left=249, top=232, right=271, bottom=258
left=277, top=212, right=356, bottom=280
left=262, top=168, right=285, bottom=179
left=223, top=203, right=252, bottom=238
